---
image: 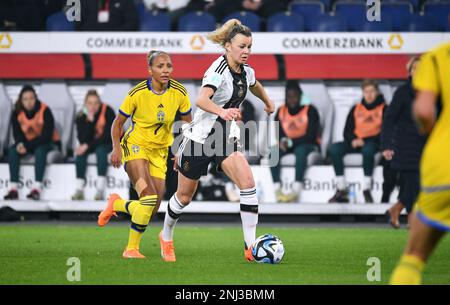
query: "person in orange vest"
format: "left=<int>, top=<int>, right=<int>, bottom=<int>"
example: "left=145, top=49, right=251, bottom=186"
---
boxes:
left=72, top=90, right=115, bottom=201
left=270, top=80, right=320, bottom=203
left=328, top=79, right=387, bottom=204
left=4, top=85, right=60, bottom=201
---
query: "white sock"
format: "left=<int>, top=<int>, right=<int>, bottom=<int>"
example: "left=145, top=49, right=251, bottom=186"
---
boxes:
left=292, top=181, right=302, bottom=193
left=336, top=176, right=346, bottom=190
left=76, top=178, right=85, bottom=191
left=10, top=182, right=18, bottom=191
left=33, top=181, right=43, bottom=191
left=162, top=193, right=186, bottom=241
left=274, top=182, right=281, bottom=191
left=363, top=176, right=372, bottom=190
left=240, top=187, right=258, bottom=249
left=97, top=176, right=106, bottom=192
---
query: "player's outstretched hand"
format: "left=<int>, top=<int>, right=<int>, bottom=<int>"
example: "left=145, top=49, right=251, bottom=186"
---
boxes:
left=220, top=108, right=241, bottom=121
left=172, top=154, right=179, bottom=172
left=264, top=100, right=275, bottom=115
left=110, top=146, right=122, bottom=168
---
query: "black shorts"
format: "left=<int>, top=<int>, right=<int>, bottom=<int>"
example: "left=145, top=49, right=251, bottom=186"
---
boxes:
left=177, top=137, right=240, bottom=180
left=398, top=170, right=420, bottom=213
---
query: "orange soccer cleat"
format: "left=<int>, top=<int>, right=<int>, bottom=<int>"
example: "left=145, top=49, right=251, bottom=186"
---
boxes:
left=159, top=231, right=176, bottom=262
left=97, top=193, right=120, bottom=227
left=122, top=248, right=146, bottom=259
left=244, top=245, right=254, bottom=262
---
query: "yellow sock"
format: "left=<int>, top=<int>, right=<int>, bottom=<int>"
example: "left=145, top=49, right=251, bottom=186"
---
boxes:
left=126, top=195, right=158, bottom=250
left=390, top=254, right=425, bottom=285
left=113, top=199, right=139, bottom=215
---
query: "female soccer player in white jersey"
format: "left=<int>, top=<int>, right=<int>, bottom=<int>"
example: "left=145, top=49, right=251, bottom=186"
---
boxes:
left=158, top=19, right=275, bottom=262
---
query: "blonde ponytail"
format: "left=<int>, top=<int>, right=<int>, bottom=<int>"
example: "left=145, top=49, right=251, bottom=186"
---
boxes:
left=207, top=18, right=251, bottom=47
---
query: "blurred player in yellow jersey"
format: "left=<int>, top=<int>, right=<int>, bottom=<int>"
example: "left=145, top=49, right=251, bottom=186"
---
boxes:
left=390, top=41, right=450, bottom=284
left=97, top=50, right=192, bottom=259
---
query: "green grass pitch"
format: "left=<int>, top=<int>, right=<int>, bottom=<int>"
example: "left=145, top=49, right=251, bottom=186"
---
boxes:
left=0, top=224, right=449, bottom=284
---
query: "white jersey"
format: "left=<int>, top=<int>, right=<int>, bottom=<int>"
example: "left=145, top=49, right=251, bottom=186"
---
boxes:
left=183, top=55, right=256, bottom=144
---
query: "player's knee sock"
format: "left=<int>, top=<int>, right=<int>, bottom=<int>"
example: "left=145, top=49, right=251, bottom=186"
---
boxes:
left=162, top=193, right=186, bottom=241
left=114, top=199, right=139, bottom=214
left=389, top=254, right=425, bottom=285
left=126, top=195, right=158, bottom=250
left=240, top=187, right=258, bottom=249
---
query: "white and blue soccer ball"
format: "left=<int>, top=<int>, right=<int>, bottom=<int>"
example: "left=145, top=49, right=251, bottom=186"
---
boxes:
left=251, top=234, right=285, bottom=264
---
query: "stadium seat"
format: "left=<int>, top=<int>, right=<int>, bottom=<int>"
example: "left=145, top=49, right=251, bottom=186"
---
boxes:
left=100, top=82, right=131, bottom=111
left=223, top=11, right=261, bottom=32
left=381, top=2, right=414, bottom=31
left=403, top=14, right=440, bottom=32
left=360, top=15, right=394, bottom=32
left=382, top=0, right=420, bottom=11
left=334, top=1, right=366, bottom=31
left=38, top=82, right=76, bottom=159
left=177, top=11, right=216, bottom=32
left=0, top=82, right=12, bottom=160
left=423, top=2, right=450, bottom=31
left=267, top=12, right=305, bottom=32
left=309, top=15, right=348, bottom=32
left=279, top=81, right=335, bottom=167
left=289, top=1, right=325, bottom=30
left=46, top=11, right=75, bottom=31
left=140, top=11, right=171, bottom=31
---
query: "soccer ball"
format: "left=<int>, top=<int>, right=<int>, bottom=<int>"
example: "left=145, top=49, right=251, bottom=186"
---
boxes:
left=251, top=234, right=285, bottom=264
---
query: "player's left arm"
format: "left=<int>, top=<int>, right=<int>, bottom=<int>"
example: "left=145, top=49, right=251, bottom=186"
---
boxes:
left=179, top=93, right=193, bottom=123
left=413, top=90, right=437, bottom=134
left=413, top=52, right=440, bottom=135
left=250, top=80, right=275, bottom=115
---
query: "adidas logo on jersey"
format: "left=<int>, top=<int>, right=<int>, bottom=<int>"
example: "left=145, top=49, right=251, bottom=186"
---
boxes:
left=158, top=103, right=164, bottom=108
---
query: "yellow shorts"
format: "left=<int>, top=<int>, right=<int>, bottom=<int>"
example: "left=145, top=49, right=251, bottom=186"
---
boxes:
left=121, top=141, right=168, bottom=180
left=414, top=189, right=450, bottom=232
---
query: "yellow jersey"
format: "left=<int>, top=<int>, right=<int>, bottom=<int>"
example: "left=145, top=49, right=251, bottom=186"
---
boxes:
left=119, top=79, right=191, bottom=149
left=413, top=41, right=450, bottom=188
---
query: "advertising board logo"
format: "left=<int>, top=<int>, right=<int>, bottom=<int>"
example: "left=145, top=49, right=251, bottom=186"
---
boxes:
left=388, top=34, right=403, bottom=50
left=190, top=34, right=205, bottom=51
left=0, top=33, right=12, bottom=49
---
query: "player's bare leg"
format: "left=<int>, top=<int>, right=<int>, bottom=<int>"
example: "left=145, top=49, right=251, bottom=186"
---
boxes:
left=221, top=151, right=258, bottom=262
left=390, top=212, right=446, bottom=284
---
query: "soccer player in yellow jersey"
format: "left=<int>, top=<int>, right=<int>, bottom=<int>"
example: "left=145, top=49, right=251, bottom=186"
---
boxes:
left=390, top=41, right=450, bottom=284
left=97, top=50, right=192, bottom=259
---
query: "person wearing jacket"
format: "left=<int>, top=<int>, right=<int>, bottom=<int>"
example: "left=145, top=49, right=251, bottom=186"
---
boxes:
left=72, top=90, right=115, bottom=200
left=328, top=79, right=386, bottom=204
left=4, top=85, right=60, bottom=201
left=381, top=56, right=426, bottom=228
left=270, top=80, right=320, bottom=202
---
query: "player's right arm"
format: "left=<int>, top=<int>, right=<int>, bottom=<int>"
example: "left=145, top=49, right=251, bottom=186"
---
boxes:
left=196, top=86, right=240, bottom=121
left=110, top=94, right=136, bottom=168
left=110, top=114, right=127, bottom=168
left=413, top=52, right=440, bottom=134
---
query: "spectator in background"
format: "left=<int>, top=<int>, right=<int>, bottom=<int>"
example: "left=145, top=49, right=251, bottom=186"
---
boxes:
left=381, top=56, right=426, bottom=228
left=204, top=0, right=289, bottom=22
left=72, top=90, right=115, bottom=201
left=270, top=81, right=320, bottom=203
left=3, top=85, right=60, bottom=201
left=328, top=80, right=386, bottom=204
left=0, top=0, right=42, bottom=31
left=76, top=0, right=138, bottom=31
left=240, top=0, right=289, bottom=19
